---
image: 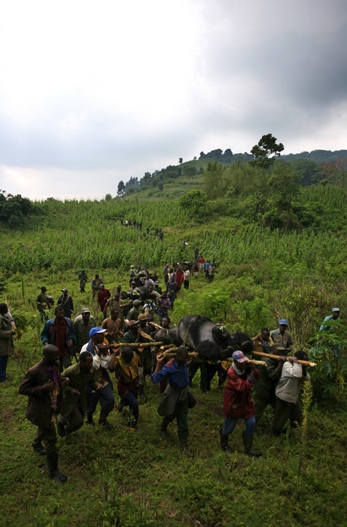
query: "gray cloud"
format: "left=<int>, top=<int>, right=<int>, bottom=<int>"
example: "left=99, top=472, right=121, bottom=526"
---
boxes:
left=0, top=0, right=346, bottom=199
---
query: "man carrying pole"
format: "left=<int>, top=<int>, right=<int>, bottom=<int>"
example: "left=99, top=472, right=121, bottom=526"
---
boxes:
left=272, top=350, right=311, bottom=435
left=152, top=346, right=196, bottom=457
left=220, top=350, right=262, bottom=457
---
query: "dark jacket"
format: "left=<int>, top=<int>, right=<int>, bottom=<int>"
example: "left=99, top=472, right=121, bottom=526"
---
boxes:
left=0, top=314, right=14, bottom=356
left=254, top=356, right=282, bottom=400
left=57, top=294, right=74, bottom=318
left=19, top=361, right=62, bottom=427
left=40, top=316, right=76, bottom=347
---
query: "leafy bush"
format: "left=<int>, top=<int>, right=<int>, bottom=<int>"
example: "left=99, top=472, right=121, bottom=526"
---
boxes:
left=309, top=320, right=347, bottom=402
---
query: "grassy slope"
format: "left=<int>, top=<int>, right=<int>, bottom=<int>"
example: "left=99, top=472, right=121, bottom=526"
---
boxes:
left=1, top=193, right=347, bottom=526
left=2, top=359, right=347, bottom=527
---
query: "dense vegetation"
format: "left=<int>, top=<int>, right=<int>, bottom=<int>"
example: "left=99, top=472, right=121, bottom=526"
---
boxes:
left=1, top=159, right=347, bottom=526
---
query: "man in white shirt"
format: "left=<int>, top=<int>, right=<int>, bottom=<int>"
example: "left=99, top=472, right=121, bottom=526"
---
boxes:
left=81, top=327, right=116, bottom=430
left=272, top=350, right=310, bottom=435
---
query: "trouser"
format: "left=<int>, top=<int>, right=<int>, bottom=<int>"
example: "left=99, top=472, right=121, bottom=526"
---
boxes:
left=253, top=394, right=275, bottom=423
left=161, top=400, right=189, bottom=439
left=272, top=397, right=303, bottom=434
left=189, top=362, right=207, bottom=391
left=59, top=355, right=72, bottom=373
left=33, top=422, right=58, bottom=456
left=142, top=349, right=152, bottom=377
left=222, top=415, right=256, bottom=436
left=205, top=363, right=226, bottom=391
left=86, top=382, right=115, bottom=417
left=0, top=355, right=9, bottom=382
left=118, top=390, right=139, bottom=422
left=60, top=401, right=84, bottom=433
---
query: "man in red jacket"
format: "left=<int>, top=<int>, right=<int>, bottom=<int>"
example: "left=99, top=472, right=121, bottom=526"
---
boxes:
left=98, top=284, right=111, bottom=319
left=220, top=350, right=262, bottom=457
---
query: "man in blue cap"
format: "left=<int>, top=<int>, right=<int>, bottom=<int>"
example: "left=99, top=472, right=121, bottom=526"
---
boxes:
left=80, top=327, right=115, bottom=429
left=270, top=319, right=293, bottom=352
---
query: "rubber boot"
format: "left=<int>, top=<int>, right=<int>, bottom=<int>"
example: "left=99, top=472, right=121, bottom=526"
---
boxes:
left=179, top=438, right=194, bottom=458
left=220, top=431, right=234, bottom=453
left=86, top=412, right=94, bottom=426
left=243, top=432, right=262, bottom=457
left=159, top=422, right=170, bottom=438
left=47, top=453, right=68, bottom=483
left=99, top=408, right=112, bottom=430
left=138, top=381, right=148, bottom=402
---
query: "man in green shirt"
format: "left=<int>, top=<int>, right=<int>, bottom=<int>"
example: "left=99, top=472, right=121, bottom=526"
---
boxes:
left=73, top=307, right=96, bottom=354
left=57, top=352, right=101, bottom=437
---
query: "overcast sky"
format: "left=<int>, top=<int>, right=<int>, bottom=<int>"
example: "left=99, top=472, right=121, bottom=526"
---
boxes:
left=0, top=0, right=346, bottom=200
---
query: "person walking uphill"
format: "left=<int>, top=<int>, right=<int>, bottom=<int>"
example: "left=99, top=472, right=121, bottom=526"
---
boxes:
left=272, top=350, right=310, bottom=435
left=113, top=346, right=140, bottom=431
left=0, top=303, right=15, bottom=383
left=81, top=327, right=115, bottom=430
left=152, top=347, right=196, bottom=457
left=220, top=350, right=261, bottom=457
left=57, top=351, right=102, bottom=437
left=19, top=345, right=68, bottom=482
left=57, top=288, right=74, bottom=319
left=41, top=306, right=76, bottom=372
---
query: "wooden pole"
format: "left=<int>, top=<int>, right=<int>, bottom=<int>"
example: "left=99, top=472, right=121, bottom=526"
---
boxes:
left=156, top=349, right=266, bottom=365
left=252, top=350, right=317, bottom=367
left=110, top=341, right=164, bottom=349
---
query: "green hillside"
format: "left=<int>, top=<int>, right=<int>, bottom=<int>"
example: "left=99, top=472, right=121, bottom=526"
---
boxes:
left=118, top=146, right=347, bottom=199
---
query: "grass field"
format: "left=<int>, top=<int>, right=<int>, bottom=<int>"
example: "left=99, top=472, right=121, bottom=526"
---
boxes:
left=1, top=190, right=347, bottom=526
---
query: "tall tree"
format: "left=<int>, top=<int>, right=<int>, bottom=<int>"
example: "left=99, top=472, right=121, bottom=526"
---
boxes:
left=263, top=163, right=300, bottom=230
left=117, top=181, right=125, bottom=195
left=250, top=133, right=284, bottom=169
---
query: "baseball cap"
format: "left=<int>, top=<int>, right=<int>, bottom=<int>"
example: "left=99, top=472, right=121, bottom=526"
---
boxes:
left=332, top=307, right=340, bottom=312
left=89, top=327, right=106, bottom=338
left=81, top=307, right=90, bottom=314
left=279, top=319, right=289, bottom=326
left=232, top=350, right=248, bottom=363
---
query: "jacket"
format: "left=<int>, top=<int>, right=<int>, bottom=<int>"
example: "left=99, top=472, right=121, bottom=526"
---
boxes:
left=223, top=363, right=259, bottom=419
left=254, top=356, right=282, bottom=400
left=275, top=362, right=310, bottom=404
left=40, top=316, right=76, bottom=346
left=0, top=314, right=14, bottom=356
left=19, top=361, right=62, bottom=427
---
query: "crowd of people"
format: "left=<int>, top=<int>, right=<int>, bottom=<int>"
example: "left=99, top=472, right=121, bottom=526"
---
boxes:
left=0, top=266, right=338, bottom=484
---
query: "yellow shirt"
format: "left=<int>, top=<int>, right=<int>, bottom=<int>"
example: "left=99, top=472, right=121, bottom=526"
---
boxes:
left=114, top=353, right=139, bottom=382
